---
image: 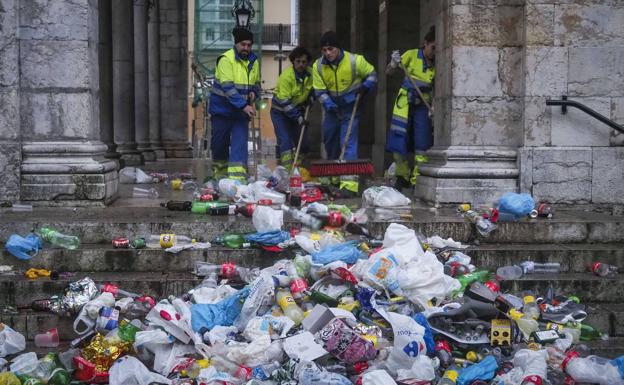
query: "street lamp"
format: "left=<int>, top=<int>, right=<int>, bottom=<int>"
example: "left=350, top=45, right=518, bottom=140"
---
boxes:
left=232, top=0, right=255, bottom=29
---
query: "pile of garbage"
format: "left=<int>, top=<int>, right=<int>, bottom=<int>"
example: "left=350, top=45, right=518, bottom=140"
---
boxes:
left=1, top=169, right=622, bottom=385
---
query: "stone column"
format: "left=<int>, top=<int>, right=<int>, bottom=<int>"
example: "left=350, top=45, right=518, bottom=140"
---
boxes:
left=0, top=0, right=20, bottom=200
left=134, top=0, right=156, bottom=161
left=414, top=1, right=523, bottom=205
left=148, top=0, right=165, bottom=159
left=98, top=0, right=119, bottom=161
left=18, top=0, right=118, bottom=205
left=112, top=0, right=143, bottom=166
left=159, top=0, right=191, bottom=157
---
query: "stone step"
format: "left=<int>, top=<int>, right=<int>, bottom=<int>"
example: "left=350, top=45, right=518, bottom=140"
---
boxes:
left=2, top=243, right=623, bottom=273
left=1, top=207, right=623, bottom=244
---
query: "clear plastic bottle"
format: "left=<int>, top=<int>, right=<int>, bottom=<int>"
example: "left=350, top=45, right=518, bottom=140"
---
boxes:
left=286, top=262, right=308, bottom=300
left=289, top=167, right=303, bottom=205
left=193, top=262, right=258, bottom=283
left=464, top=210, right=497, bottom=236
left=132, top=186, right=159, bottom=199
left=521, top=261, right=561, bottom=274
left=281, top=204, right=322, bottom=230
left=276, top=288, right=304, bottom=325
left=145, top=234, right=195, bottom=249
left=523, top=295, right=540, bottom=320
left=591, top=262, right=618, bottom=277
left=496, top=265, right=523, bottom=280
left=563, top=352, right=624, bottom=385
left=37, top=227, right=80, bottom=250
left=508, top=309, right=539, bottom=339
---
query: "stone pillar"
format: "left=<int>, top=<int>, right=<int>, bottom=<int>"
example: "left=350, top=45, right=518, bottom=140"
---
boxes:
left=134, top=0, right=156, bottom=161
left=0, top=0, right=20, bottom=200
left=159, top=0, right=191, bottom=157
left=98, top=0, right=119, bottom=161
left=19, top=0, right=118, bottom=205
left=112, top=0, right=143, bottom=166
left=414, top=1, right=523, bottom=205
left=148, top=0, right=165, bottom=159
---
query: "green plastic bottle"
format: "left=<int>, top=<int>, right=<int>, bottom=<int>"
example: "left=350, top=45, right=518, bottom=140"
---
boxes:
left=118, top=320, right=141, bottom=342
left=573, top=322, right=604, bottom=341
left=213, top=234, right=250, bottom=249
left=43, top=353, right=71, bottom=385
left=17, top=375, right=44, bottom=385
left=452, top=270, right=491, bottom=297
left=37, top=227, right=80, bottom=250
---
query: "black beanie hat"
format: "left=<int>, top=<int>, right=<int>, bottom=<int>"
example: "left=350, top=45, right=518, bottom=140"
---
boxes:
left=233, top=27, right=254, bottom=44
left=320, top=31, right=340, bottom=48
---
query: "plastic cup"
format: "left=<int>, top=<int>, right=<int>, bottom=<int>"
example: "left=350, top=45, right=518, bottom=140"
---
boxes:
left=11, top=203, right=33, bottom=212
left=34, top=327, right=59, bottom=348
left=132, top=187, right=159, bottom=199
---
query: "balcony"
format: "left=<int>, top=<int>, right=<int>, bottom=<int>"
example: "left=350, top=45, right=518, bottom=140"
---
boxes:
left=262, top=23, right=298, bottom=51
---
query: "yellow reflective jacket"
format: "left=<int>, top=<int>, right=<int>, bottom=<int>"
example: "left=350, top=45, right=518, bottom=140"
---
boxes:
left=271, top=66, right=313, bottom=121
left=313, top=50, right=376, bottom=109
left=209, top=48, right=261, bottom=117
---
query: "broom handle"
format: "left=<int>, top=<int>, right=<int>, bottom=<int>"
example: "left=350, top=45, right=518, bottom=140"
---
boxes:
left=339, top=92, right=361, bottom=161
left=398, top=62, right=432, bottom=113
left=290, top=104, right=311, bottom=178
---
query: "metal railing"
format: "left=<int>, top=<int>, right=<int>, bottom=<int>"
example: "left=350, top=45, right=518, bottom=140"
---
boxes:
left=546, top=95, right=624, bottom=134
left=262, top=23, right=298, bottom=46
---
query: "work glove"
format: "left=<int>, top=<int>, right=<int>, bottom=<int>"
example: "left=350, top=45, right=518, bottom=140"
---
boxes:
left=390, top=50, right=401, bottom=68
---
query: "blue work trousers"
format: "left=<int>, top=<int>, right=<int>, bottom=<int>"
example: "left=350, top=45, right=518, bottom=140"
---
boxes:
left=322, top=105, right=361, bottom=160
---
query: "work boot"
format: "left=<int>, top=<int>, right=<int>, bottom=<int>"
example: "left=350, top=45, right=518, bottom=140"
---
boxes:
left=393, top=176, right=411, bottom=191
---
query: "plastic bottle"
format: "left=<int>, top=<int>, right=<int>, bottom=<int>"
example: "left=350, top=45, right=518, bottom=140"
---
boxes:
left=508, top=309, right=539, bottom=339
left=286, top=262, right=308, bottom=300
left=281, top=204, right=322, bottom=230
left=496, top=265, right=524, bottom=280
left=276, top=288, right=304, bottom=325
left=289, top=167, right=303, bottom=207
left=562, top=352, right=624, bottom=385
left=194, top=262, right=257, bottom=283
left=210, top=355, right=251, bottom=381
left=591, top=262, right=618, bottom=277
left=344, top=222, right=371, bottom=237
left=252, top=361, right=281, bottom=381
left=523, top=295, right=540, bottom=320
left=464, top=210, right=497, bottom=236
left=521, top=261, right=561, bottom=274
left=160, top=201, right=192, bottom=211
left=37, top=227, right=80, bottom=250
left=312, top=211, right=348, bottom=227
left=435, top=340, right=454, bottom=368
left=208, top=203, right=237, bottom=215
left=145, top=234, right=195, bottom=249
left=17, top=375, right=44, bottom=385
left=438, top=364, right=459, bottom=385
left=453, top=270, right=491, bottom=297
left=572, top=323, right=605, bottom=342
left=212, top=234, right=250, bottom=249
left=32, top=353, right=70, bottom=385
left=98, top=283, right=139, bottom=298
left=132, top=186, right=159, bottom=199
left=11, top=203, right=33, bottom=212
left=235, top=203, right=256, bottom=218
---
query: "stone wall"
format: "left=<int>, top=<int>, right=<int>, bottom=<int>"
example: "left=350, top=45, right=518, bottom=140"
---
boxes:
left=520, top=0, right=624, bottom=205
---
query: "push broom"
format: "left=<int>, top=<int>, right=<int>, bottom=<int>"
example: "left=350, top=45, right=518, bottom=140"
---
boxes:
left=309, top=93, right=375, bottom=177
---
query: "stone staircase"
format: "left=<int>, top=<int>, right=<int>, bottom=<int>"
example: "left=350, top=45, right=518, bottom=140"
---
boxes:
left=1, top=202, right=624, bottom=358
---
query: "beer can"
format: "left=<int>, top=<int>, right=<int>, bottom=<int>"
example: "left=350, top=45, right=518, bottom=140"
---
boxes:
left=131, top=238, right=146, bottom=249
left=112, top=237, right=129, bottom=248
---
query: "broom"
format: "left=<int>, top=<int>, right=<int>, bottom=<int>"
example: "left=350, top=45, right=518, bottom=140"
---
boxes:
left=289, top=104, right=311, bottom=177
left=310, top=93, right=374, bottom=177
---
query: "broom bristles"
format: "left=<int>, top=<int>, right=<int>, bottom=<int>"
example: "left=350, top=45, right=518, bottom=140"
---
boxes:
left=310, top=160, right=374, bottom=177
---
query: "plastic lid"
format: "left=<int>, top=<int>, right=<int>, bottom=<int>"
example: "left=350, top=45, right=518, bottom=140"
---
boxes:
left=444, top=369, right=459, bottom=382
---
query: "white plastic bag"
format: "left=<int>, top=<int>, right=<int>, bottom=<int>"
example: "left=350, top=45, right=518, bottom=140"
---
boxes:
left=382, top=223, right=425, bottom=265
left=362, top=370, right=398, bottom=385
left=396, top=354, right=436, bottom=382
left=146, top=300, right=193, bottom=344
left=9, top=352, right=37, bottom=375
left=109, top=355, right=172, bottom=385
left=219, top=179, right=242, bottom=199
left=119, top=167, right=155, bottom=184
left=384, top=312, right=428, bottom=375
left=252, top=205, right=284, bottom=232
left=363, top=186, right=411, bottom=207
left=0, top=325, right=26, bottom=357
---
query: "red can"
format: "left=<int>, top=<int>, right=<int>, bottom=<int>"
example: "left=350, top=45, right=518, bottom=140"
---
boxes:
left=112, top=237, right=130, bottom=248
left=258, top=199, right=272, bottom=206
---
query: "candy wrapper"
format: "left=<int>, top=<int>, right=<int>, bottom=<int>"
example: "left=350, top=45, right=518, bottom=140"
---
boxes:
left=81, top=333, right=131, bottom=373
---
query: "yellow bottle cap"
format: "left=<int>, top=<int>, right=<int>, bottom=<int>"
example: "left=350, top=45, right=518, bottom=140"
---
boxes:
left=508, top=308, right=524, bottom=321
left=444, top=370, right=459, bottom=382
left=523, top=295, right=535, bottom=304
left=466, top=351, right=478, bottom=362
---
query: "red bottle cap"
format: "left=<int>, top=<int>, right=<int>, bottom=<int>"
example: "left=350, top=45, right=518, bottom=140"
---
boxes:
left=484, top=280, right=500, bottom=292
left=435, top=339, right=452, bottom=353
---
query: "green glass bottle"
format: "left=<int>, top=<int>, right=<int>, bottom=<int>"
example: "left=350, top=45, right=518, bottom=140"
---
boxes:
left=17, top=375, right=44, bottom=385
left=37, top=227, right=80, bottom=250
left=118, top=320, right=141, bottom=342
left=452, top=270, right=491, bottom=297
left=213, top=234, right=249, bottom=249
left=572, top=322, right=604, bottom=341
left=43, top=353, right=70, bottom=385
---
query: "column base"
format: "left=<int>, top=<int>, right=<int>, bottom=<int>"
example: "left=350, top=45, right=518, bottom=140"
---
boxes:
left=162, top=141, right=192, bottom=158
left=414, top=146, right=519, bottom=205
left=116, top=142, right=144, bottom=167
left=20, top=141, right=119, bottom=206
left=138, top=142, right=157, bottom=161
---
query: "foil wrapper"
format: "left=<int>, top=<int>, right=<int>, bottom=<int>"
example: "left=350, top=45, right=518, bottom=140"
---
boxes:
left=81, top=333, right=130, bottom=372
left=61, top=277, right=98, bottom=315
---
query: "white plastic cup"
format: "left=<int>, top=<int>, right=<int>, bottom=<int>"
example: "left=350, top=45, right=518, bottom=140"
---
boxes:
left=34, top=328, right=59, bottom=348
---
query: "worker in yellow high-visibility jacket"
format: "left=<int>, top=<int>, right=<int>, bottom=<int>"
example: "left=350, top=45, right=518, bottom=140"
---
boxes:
left=313, top=31, right=377, bottom=196
left=209, top=27, right=261, bottom=182
left=386, top=26, right=435, bottom=189
left=271, top=46, right=314, bottom=173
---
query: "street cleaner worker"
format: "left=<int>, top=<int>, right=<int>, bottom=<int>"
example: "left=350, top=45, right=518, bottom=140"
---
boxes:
left=271, top=46, right=314, bottom=173
left=313, top=31, right=377, bottom=196
left=386, top=26, right=435, bottom=190
left=209, top=27, right=261, bottom=182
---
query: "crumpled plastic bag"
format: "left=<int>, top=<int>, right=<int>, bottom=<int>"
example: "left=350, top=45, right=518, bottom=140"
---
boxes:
left=5, top=234, right=42, bottom=261
left=146, top=300, right=194, bottom=344
left=152, top=342, right=196, bottom=376
left=0, top=372, right=20, bottom=385
left=311, top=241, right=362, bottom=265
left=397, top=354, right=436, bottom=382
left=191, top=287, right=249, bottom=332
left=192, top=285, right=238, bottom=304
left=109, top=355, right=171, bottom=385
left=9, top=352, right=37, bottom=375
left=252, top=205, right=284, bottom=232
left=235, top=272, right=275, bottom=331
left=382, top=223, right=425, bottom=265
left=427, top=235, right=467, bottom=250
left=363, top=186, right=411, bottom=207
left=384, top=312, right=428, bottom=375
left=119, top=167, right=155, bottom=184
left=225, top=317, right=272, bottom=366
left=457, top=355, right=498, bottom=385
left=246, top=230, right=290, bottom=246
left=498, top=192, right=535, bottom=219
left=362, top=369, right=398, bottom=385
left=297, top=361, right=352, bottom=385
left=0, top=324, right=26, bottom=357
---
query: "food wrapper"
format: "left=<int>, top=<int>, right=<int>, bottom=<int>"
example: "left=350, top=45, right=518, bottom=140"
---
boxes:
left=61, top=277, right=99, bottom=315
left=81, top=333, right=130, bottom=372
left=315, top=317, right=377, bottom=364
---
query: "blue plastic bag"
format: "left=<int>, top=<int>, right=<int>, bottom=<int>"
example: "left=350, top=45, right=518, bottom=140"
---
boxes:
left=5, top=233, right=42, bottom=260
left=311, top=241, right=363, bottom=265
left=245, top=231, right=290, bottom=246
left=413, top=313, right=435, bottom=355
left=497, top=192, right=535, bottom=219
left=191, top=287, right=249, bottom=332
left=610, top=354, right=624, bottom=378
left=457, top=355, right=498, bottom=385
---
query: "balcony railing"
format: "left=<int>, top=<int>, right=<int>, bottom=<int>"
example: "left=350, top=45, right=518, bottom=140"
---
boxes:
left=262, top=23, right=298, bottom=47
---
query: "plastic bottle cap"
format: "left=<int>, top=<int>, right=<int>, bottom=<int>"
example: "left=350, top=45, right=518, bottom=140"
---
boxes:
left=444, top=370, right=459, bottom=382
left=466, top=351, right=478, bottom=362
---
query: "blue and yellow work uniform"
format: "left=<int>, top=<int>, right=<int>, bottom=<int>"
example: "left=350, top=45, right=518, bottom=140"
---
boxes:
left=313, top=50, right=377, bottom=192
left=209, top=48, right=261, bottom=181
left=386, top=48, right=435, bottom=185
left=271, top=66, right=313, bottom=172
